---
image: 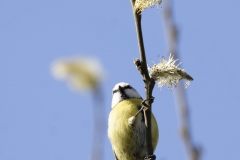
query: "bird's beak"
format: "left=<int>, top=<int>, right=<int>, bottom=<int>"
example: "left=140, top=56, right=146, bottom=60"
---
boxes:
left=118, top=86, right=123, bottom=94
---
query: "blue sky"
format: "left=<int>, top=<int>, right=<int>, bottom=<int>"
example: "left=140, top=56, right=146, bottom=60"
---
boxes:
left=0, top=0, right=240, bottom=160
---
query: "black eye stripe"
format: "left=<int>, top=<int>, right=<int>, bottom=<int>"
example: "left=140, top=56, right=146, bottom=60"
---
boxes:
left=124, top=85, right=133, bottom=89
left=112, top=90, right=118, bottom=94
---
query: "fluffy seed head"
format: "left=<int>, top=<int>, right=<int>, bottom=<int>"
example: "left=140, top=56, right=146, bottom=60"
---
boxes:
left=148, top=54, right=193, bottom=89
left=134, top=0, right=162, bottom=13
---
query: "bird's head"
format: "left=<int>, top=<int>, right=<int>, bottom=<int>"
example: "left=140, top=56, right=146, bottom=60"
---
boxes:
left=111, top=82, right=142, bottom=108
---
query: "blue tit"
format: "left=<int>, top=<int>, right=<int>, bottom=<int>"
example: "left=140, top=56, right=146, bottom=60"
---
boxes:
left=108, top=82, right=159, bottom=160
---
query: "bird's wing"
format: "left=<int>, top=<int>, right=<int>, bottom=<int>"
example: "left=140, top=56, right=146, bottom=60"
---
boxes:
left=113, top=150, right=119, bottom=160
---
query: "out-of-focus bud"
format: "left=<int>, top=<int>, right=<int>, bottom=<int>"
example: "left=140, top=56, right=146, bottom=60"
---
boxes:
left=51, top=56, right=104, bottom=92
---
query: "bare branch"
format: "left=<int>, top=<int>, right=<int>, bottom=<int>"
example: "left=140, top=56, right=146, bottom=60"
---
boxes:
left=130, top=0, right=156, bottom=157
left=162, top=0, right=201, bottom=160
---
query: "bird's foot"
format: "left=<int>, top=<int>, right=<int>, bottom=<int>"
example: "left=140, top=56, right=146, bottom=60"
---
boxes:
left=141, top=97, right=155, bottom=107
left=144, top=155, right=156, bottom=160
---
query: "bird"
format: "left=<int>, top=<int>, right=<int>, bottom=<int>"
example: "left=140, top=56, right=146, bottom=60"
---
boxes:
left=108, top=82, right=159, bottom=160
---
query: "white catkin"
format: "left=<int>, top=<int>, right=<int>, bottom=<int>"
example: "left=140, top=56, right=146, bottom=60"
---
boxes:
left=148, top=54, right=193, bottom=89
left=134, top=0, right=162, bottom=13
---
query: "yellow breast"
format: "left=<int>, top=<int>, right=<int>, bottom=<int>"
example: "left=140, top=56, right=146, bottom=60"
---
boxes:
left=108, top=98, right=159, bottom=160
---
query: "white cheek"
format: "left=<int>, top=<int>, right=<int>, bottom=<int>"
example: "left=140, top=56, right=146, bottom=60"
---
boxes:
left=111, top=92, right=122, bottom=108
left=125, top=89, right=142, bottom=99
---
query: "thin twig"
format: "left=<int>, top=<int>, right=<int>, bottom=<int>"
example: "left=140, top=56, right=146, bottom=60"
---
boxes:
left=162, top=0, right=201, bottom=160
left=130, top=0, right=156, bottom=156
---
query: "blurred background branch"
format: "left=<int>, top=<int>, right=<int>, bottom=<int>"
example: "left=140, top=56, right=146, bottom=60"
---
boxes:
left=91, top=86, right=105, bottom=160
left=162, top=1, right=201, bottom=160
left=51, top=56, right=105, bottom=160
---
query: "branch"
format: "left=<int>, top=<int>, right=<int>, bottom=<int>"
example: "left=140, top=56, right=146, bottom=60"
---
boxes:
left=91, top=87, right=105, bottom=160
left=162, top=1, right=201, bottom=160
left=130, top=0, right=156, bottom=157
